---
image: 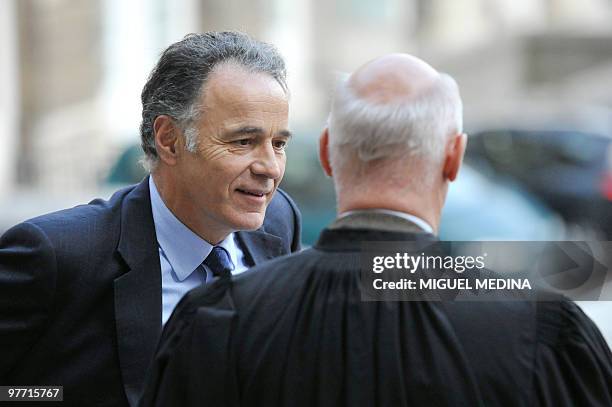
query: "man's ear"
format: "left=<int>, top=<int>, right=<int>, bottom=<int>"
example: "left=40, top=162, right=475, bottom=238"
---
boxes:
left=153, top=115, right=181, bottom=166
left=442, top=132, right=467, bottom=182
left=319, top=128, right=333, bottom=177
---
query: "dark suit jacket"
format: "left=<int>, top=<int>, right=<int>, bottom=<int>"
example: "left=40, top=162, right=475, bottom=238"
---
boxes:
left=0, top=176, right=301, bottom=407
left=141, top=214, right=612, bottom=407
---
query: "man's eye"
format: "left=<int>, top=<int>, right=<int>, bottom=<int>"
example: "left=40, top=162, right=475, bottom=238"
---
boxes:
left=273, top=140, right=287, bottom=149
left=236, top=139, right=252, bottom=146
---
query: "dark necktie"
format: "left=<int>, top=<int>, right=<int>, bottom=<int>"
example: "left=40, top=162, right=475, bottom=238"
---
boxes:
left=204, top=246, right=234, bottom=281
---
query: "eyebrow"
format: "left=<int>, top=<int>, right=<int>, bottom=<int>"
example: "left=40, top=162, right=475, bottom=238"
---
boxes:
left=229, top=126, right=292, bottom=139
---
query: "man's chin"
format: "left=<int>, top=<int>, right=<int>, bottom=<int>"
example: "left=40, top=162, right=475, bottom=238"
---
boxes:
left=232, top=212, right=266, bottom=231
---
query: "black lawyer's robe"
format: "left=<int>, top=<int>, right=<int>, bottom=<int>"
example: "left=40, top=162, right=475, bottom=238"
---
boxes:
left=142, top=219, right=612, bottom=407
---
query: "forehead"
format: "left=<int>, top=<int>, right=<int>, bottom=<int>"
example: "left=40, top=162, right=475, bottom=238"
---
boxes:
left=199, top=63, right=289, bottom=125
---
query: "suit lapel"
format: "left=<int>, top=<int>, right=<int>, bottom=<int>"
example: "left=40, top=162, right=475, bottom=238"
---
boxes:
left=236, top=229, right=285, bottom=266
left=114, top=177, right=162, bottom=407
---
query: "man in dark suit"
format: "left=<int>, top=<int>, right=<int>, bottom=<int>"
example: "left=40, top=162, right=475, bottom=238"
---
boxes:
left=141, top=53, right=612, bottom=406
left=0, top=32, right=301, bottom=406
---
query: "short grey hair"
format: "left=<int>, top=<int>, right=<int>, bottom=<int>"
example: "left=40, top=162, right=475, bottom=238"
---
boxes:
left=328, top=73, right=463, bottom=170
left=140, top=31, right=288, bottom=171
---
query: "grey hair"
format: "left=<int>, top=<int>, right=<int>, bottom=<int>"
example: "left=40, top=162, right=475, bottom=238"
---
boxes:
left=328, top=73, right=463, bottom=171
left=140, top=31, right=288, bottom=171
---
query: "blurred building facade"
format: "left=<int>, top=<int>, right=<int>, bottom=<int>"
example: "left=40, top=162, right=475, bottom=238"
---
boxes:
left=2, top=0, right=612, bottom=199
left=0, top=1, right=19, bottom=201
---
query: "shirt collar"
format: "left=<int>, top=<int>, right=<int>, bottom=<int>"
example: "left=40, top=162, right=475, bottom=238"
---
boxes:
left=149, top=176, right=236, bottom=281
left=337, top=208, right=434, bottom=234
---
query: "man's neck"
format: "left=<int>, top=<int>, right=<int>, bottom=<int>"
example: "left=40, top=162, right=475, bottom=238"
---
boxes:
left=337, top=209, right=434, bottom=233
left=336, top=190, right=441, bottom=234
left=150, top=172, right=232, bottom=245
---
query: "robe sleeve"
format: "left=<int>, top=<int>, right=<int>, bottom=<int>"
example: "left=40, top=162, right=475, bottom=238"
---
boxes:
left=139, top=279, right=239, bottom=407
left=533, top=300, right=612, bottom=406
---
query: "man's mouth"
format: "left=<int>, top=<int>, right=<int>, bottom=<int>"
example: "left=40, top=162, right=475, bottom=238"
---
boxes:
left=236, top=188, right=269, bottom=198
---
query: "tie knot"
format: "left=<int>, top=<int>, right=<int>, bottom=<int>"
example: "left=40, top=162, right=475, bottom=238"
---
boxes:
left=204, top=246, right=234, bottom=279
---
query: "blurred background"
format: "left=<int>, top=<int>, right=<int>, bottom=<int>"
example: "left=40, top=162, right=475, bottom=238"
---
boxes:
left=1, top=0, right=611, bottom=340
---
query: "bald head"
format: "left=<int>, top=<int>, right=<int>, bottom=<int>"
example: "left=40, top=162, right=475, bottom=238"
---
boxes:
left=321, top=53, right=466, bottom=230
left=327, top=53, right=462, bottom=166
left=348, top=54, right=441, bottom=105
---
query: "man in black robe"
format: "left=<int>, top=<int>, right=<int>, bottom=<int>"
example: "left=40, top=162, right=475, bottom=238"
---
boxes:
left=140, top=54, right=612, bottom=406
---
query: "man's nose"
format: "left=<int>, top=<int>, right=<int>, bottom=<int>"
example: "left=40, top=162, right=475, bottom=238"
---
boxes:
left=251, top=143, right=282, bottom=179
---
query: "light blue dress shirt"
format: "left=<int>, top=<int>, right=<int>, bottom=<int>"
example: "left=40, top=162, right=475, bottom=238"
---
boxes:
left=149, top=177, right=248, bottom=325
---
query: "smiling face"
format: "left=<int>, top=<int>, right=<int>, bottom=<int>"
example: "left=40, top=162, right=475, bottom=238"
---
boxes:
left=169, top=63, right=290, bottom=243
